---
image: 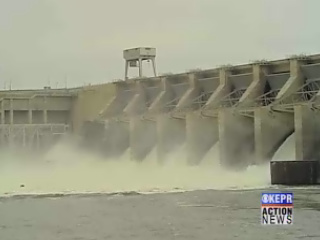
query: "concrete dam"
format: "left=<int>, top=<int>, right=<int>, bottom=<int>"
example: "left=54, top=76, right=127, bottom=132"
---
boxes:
left=82, top=54, right=320, bottom=170
left=2, top=52, right=320, bottom=186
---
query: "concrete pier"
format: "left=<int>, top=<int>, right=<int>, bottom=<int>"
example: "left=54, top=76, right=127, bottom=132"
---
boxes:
left=186, top=112, right=218, bottom=164
left=217, top=66, right=255, bottom=167
left=157, top=114, right=185, bottom=163
left=130, top=117, right=156, bottom=160
left=183, top=69, right=229, bottom=164
left=219, top=110, right=254, bottom=168
left=253, top=60, right=294, bottom=162
left=127, top=80, right=161, bottom=160
left=94, top=81, right=137, bottom=158
left=104, top=120, right=130, bottom=158
left=184, top=72, right=220, bottom=164
left=255, top=109, right=294, bottom=162
left=154, top=75, right=190, bottom=162
left=128, top=77, right=170, bottom=161
left=294, top=105, right=320, bottom=160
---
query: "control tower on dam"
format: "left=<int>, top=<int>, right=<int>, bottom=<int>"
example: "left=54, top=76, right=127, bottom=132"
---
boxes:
left=81, top=51, right=320, bottom=172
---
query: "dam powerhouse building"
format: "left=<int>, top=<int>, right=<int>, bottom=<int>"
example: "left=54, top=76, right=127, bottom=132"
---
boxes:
left=1, top=48, right=320, bottom=184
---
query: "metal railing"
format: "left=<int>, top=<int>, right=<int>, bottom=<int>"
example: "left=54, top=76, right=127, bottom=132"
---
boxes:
left=201, top=88, right=247, bottom=111
left=233, top=79, right=320, bottom=114
left=101, top=78, right=320, bottom=121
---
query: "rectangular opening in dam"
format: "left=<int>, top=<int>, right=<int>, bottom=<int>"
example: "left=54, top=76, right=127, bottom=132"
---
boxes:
left=197, top=77, right=220, bottom=107
left=301, top=63, right=320, bottom=100
left=11, top=111, right=29, bottom=124
left=4, top=110, right=10, bottom=124
left=263, top=72, right=290, bottom=105
left=169, top=83, right=189, bottom=109
left=228, top=73, right=253, bottom=103
left=141, top=78, right=162, bottom=100
left=32, top=110, right=44, bottom=124
left=47, top=111, right=70, bottom=124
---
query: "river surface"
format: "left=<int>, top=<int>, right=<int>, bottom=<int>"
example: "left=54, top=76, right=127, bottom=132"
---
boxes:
left=1, top=138, right=319, bottom=239
left=1, top=188, right=320, bottom=240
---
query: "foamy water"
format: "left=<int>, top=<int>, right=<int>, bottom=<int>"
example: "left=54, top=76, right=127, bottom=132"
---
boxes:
left=0, top=139, right=271, bottom=196
left=272, top=132, right=295, bottom=161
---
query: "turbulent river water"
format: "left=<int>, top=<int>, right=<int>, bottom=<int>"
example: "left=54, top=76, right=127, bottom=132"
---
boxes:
left=0, top=138, right=270, bottom=196
left=1, top=135, right=319, bottom=240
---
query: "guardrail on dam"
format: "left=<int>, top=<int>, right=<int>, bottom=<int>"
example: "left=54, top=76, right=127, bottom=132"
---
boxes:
left=81, top=54, right=320, bottom=170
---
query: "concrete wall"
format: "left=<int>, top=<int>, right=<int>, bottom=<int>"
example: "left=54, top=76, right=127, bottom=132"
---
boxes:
left=216, top=67, right=256, bottom=167
left=185, top=69, right=227, bottom=164
left=71, top=83, right=116, bottom=132
left=0, top=89, right=75, bottom=149
left=0, top=92, right=74, bottom=126
left=55, top=54, right=320, bottom=167
left=4, top=54, right=320, bottom=167
left=186, top=112, right=218, bottom=164
left=47, top=110, right=70, bottom=124
left=295, top=105, right=320, bottom=160
left=219, top=109, right=254, bottom=168
left=33, top=111, right=44, bottom=124
left=130, top=117, right=156, bottom=161
left=12, top=111, right=29, bottom=124
left=88, top=54, right=320, bottom=166
left=276, top=60, right=304, bottom=102
left=157, top=114, right=185, bottom=163
left=253, top=60, right=301, bottom=163
left=255, top=108, right=294, bottom=162
left=127, top=80, right=162, bottom=161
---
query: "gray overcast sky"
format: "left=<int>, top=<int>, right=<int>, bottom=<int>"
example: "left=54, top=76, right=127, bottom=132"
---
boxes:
left=0, top=0, right=319, bottom=89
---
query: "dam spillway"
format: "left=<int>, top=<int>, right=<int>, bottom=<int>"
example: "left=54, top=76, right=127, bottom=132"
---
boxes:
left=81, top=54, right=320, bottom=172
left=2, top=54, right=320, bottom=180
